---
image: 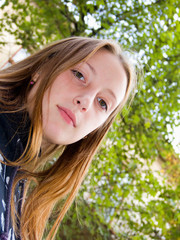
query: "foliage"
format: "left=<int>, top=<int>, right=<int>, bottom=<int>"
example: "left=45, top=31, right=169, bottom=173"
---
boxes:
left=0, top=0, right=180, bottom=239
left=45, top=198, right=116, bottom=240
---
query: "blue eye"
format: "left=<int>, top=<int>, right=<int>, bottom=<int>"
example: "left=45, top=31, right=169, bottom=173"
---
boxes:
left=72, top=70, right=85, bottom=81
left=97, top=97, right=107, bottom=111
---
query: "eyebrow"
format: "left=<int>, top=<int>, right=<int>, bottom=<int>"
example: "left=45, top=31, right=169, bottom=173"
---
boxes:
left=85, top=62, right=96, bottom=75
left=106, top=89, right=117, bottom=104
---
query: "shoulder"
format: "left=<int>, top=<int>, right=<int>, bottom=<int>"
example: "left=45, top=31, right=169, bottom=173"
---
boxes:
left=0, top=114, right=14, bottom=161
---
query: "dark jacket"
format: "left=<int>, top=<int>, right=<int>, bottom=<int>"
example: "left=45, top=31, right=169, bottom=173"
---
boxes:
left=0, top=111, right=30, bottom=240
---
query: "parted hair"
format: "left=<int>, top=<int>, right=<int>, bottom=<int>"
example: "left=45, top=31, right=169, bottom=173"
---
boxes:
left=0, top=37, right=137, bottom=240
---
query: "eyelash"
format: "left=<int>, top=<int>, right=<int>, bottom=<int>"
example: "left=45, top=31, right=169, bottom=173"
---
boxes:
left=71, top=69, right=85, bottom=82
left=97, top=97, right=108, bottom=111
left=71, top=69, right=108, bottom=111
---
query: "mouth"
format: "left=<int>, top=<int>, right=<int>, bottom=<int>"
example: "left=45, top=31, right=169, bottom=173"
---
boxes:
left=57, top=105, right=76, bottom=127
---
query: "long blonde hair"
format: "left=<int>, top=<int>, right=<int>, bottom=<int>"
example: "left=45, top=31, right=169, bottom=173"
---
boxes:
left=0, top=37, right=137, bottom=240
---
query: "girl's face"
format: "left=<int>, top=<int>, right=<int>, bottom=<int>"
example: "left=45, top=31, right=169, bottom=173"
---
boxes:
left=30, top=49, right=128, bottom=145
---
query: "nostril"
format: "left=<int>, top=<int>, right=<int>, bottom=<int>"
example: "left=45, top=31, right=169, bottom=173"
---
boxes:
left=74, top=98, right=87, bottom=111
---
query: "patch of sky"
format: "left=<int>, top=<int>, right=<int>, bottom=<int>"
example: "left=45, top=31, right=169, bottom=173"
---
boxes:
left=154, top=23, right=160, bottom=33
left=0, top=0, right=5, bottom=7
left=151, top=65, right=156, bottom=70
left=156, top=92, right=163, bottom=98
left=73, top=15, right=79, bottom=21
left=159, top=19, right=169, bottom=31
left=167, top=113, right=180, bottom=154
left=162, top=52, right=168, bottom=58
left=174, top=13, right=180, bottom=21
left=66, top=2, right=76, bottom=12
left=138, top=49, right=145, bottom=58
left=115, top=1, right=120, bottom=8
left=13, top=48, right=30, bottom=62
left=138, top=0, right=156, bottom=4
left=84, top=14, right=101, bottom=30
left=86, top=0, right=93, bottom=4
left=126, top=0, right=133, bottom=7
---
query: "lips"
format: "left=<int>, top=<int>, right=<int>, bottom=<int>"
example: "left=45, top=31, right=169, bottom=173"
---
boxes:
left=57, top=105, right=76, bottom=127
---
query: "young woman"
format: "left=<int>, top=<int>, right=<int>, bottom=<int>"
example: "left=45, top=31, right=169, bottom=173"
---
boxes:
left=0, top=37, right=137, bottom=240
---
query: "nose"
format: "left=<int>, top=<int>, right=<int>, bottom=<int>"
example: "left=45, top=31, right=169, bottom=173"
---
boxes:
left=73, top=95, right=92, bottom=112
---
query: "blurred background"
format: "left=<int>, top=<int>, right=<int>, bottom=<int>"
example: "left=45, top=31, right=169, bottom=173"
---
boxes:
left=0, top=0, right=180, bottom=239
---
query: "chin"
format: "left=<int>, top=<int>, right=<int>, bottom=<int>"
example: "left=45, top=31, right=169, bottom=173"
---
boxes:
left=43, top=136, right=77, bottom=146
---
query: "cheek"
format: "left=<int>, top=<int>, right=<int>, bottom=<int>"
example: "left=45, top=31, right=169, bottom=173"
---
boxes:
left=87, top=114, right=109, bottom=134
left=51, top=75, right=78, bottom=100
left=41, top=93, right=50, bottom=127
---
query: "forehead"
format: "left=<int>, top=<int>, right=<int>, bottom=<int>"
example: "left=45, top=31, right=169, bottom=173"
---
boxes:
left=86, top=49, right=128, bottom=105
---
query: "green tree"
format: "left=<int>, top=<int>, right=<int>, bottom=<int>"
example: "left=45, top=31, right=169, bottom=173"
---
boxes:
left=0, top=0, right=180, bottom=239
